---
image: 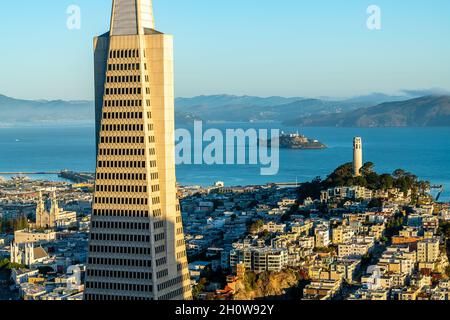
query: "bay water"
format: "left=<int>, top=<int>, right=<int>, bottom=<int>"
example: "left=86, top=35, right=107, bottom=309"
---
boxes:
left=1, top=124, right=449, bottom=201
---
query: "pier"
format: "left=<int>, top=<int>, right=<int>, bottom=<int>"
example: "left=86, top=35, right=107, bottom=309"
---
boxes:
left=0, top=170, right=95, bottom=183
left=273, top=182, right=302, bottom=188
left=0, top=171, right=60, bottom=175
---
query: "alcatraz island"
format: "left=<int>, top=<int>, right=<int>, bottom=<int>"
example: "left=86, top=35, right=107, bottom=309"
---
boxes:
left=263, top=131, right=327, bottom=150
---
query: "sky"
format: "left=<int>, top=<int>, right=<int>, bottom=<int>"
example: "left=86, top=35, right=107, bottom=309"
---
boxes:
left=0, top=0, right=449, bottom=100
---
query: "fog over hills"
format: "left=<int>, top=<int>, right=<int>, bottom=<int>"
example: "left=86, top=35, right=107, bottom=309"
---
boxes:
left=1, top=91, right=449, bottom=127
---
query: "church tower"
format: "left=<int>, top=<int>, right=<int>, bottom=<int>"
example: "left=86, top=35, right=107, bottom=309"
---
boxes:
left=49, top=191, right=59, bottom=227
left=85, top=0, right=192, bottom=300
left=35, top=191, right=46, bottom=229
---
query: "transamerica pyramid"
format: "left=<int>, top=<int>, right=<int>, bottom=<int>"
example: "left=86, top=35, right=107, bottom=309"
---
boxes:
left=84, top=0, right=192, bottom=300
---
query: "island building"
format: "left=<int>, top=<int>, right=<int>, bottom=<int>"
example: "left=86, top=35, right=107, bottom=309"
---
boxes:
left=353, top=137, right=363, bottom=177
left=84, top=0, right=192, bottom=300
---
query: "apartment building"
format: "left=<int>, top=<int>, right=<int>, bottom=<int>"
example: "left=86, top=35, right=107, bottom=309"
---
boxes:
left=314, top=225, right=330, bottom=248
left=230, top=246, right=288, bottom=273
left=417, top=237, right=440, bottom=269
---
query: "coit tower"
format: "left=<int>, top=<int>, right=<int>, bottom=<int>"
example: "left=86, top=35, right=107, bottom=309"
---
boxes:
left=353, top=137, right=363, bottom=177
left=84, top=0, right=192, bottom=300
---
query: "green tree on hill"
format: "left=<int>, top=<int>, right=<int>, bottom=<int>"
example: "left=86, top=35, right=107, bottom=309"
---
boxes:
left=13, top=217, right=29, bottom=231
left=361, top=162, right=375, bottom=176
left=379, top=174, right=394, bottom=190
left=192, top=278, right=207, bottom=300
left=0, top=258, right=26, bottom=270
left=297, top=162, right=429, bottom=202
left=324, top=163, right=354, bottom=187
left=249, top=220, right=264, bottom=234
left=393, top=169, right=406, bottom=179
left=297, top=176, right=323, bottom=202
left=0, top=217, right=28, bottom=233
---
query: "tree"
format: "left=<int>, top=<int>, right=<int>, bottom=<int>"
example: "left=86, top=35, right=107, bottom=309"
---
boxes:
left=244, top=272, right=257, bottom=291
left=445, top=266, right=450, bottom=278
left=295, top=162, right=430, bottom=206
left=361, top=162, right=375, bottom=176
left=249, top=220, right=264, bottom=234
left=14, top=217, right=29, bottom=231
left=0, top=258, right=25, bottom=270
left=365, top=172, right=380, bottom=189
left=361, top=253, right=373, bottom=265
left=379, top=174, right=394, bottom=190
left=297, top=176, right=323, bottom=202
left=368, top=198, right=383, bottom=209
left=5, top=220, right=14, bottom=233
left=439, top=222, right=450, bottom=239
left=385, top=215, right=404, bottom=238
left=0, top=258, right=9, bottom=268
left=192, top=278, right=207, bottom=300
left=325, top=163, right=354, bottom=187
left=261, top=230, right=270, bottom=240
left=418, top=181, right=430, bottom=195
left=393, top=169, right=406, bottom=179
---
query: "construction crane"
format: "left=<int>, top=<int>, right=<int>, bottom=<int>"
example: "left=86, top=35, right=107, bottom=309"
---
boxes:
left=430, top=185, right=445, bottom=202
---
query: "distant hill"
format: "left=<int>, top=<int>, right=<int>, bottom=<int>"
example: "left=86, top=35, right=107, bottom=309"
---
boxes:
left=174, top=94, right=412, bottom=123
left=338, top=92, right=415, bottom=104
left=0, top=94, right=198, bottom=127
left=175, top=94, right=304, bottom=108
left=2, top=92, right=444, bottom=127
left=286, top=96, right=450, bottom=127
left=0, top=94, right=94, bottom=127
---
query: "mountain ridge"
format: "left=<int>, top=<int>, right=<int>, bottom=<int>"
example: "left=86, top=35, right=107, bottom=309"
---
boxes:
left=173, top=93, right=419, bottom=123
left=0, top=94, right=197, bottom=127
left=286, top=95, right=450, bottom=127
left=1, top=92, right=448, bottom=127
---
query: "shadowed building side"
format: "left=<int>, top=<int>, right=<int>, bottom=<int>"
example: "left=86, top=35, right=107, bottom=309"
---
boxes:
left=85, top=0, right=192, bottom=300
left=94, top=34, right=109, bottom=153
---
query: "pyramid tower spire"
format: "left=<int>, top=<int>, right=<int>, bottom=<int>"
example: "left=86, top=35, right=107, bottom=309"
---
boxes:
left=87, top=0, right=192, bottom=301
left=110, top=0, right=155, bottom=36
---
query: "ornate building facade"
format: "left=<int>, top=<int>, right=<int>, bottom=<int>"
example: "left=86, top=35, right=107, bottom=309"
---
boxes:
left=35, top=191, right=58, bottom=230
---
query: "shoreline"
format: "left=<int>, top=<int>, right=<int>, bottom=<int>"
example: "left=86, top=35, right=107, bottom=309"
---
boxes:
left=0, top=173, right=448, bottom=203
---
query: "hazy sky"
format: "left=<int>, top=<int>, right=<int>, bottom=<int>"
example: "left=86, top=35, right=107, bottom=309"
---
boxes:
left=1, top=0, right=449, bottom=100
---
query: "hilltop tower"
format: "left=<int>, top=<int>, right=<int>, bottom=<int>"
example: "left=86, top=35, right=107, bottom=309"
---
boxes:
left=85, top=0, right=192, bottom=300
left=353, top=137, right=363, bottom=177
